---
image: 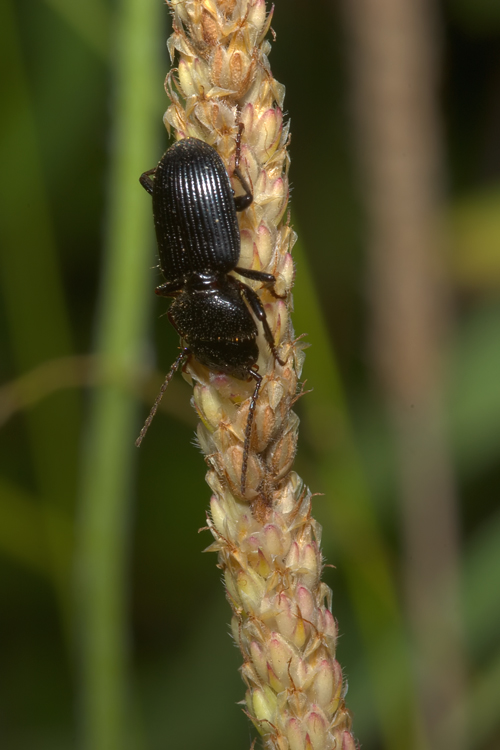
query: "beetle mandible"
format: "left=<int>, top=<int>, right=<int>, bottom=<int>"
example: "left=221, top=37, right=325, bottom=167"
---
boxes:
left=136, top=136, right=285, bottom=495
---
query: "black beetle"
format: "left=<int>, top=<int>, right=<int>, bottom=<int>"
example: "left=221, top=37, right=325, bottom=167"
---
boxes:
left=136, top=137, right=285, bottom=495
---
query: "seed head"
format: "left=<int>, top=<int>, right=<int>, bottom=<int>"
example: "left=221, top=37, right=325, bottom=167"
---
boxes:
left=164, top=1, right=356, bottom=747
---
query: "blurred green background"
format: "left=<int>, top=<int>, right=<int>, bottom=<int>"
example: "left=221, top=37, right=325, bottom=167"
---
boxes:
left=1, top=0, right=500, bottom=749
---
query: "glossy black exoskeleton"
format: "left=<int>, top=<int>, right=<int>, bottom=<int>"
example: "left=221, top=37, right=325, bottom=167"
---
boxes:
left=136, top=137, right=285, bottom=495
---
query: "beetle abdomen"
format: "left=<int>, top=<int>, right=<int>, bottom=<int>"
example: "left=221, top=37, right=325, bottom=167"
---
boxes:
left=189, top=338, right=259, bottom=379
left=153, top=138, right=240, bottom=283
left=168, top=276, right=259, bottom=378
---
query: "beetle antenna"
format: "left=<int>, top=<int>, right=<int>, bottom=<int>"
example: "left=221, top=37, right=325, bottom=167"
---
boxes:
left=136, top=348, right=190, bottom=447
left=241, top=370, right=262, bottom=495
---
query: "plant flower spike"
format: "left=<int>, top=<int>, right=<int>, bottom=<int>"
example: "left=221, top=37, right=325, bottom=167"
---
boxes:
left=148, top=1, right=357, bottom=748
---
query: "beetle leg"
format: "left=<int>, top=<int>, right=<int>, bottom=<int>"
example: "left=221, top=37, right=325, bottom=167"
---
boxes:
left=233, top=167, right=253, bottom=212
left=235, top=121, right=245, bottom=169
left=155, top=280, right=184, bottom=297
left=241, top=369, right=262, bottom=496
left=140, top=167, right=156, bottom=195
left=233, top=125, right=253, bottom=211
left=234, top=267, right=275, bottom=284
left=239, top=282, right=286, bottom=366
left=135, top=348, right=190, bottom=447
left=234, top=267, right=287, bottom=299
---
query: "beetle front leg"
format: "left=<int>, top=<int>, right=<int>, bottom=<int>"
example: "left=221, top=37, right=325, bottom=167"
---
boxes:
left=233, top=124, right=253, bottom=211
left=239, top=282, right=286, bottom=366
left=140, top=167, right=156, bottom=195
left=233, top=168, right=253, bottom=212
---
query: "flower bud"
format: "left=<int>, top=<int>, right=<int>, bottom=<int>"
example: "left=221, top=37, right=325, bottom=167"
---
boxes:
left=310, top=659, right=335, bottom=709
left=304, top=709, right=328, bottom=750
left=249, top=685, right=276, bottom=724
left=286, top=717, right=305, bottom=750
left=250, top=640, right=267, bottom=683
left=269, top=632, right=296, bottom=684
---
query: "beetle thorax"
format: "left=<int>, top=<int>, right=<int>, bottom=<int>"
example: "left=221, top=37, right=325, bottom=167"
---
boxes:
left=168, top=273, right=259, bottom=377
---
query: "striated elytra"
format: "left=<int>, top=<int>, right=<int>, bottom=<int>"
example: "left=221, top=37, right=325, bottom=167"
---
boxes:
left=136, top=137, right=285, bottom=495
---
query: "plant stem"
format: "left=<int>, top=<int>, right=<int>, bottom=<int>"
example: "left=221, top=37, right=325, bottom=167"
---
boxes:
left=75, top=0, right=162, bottom=747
